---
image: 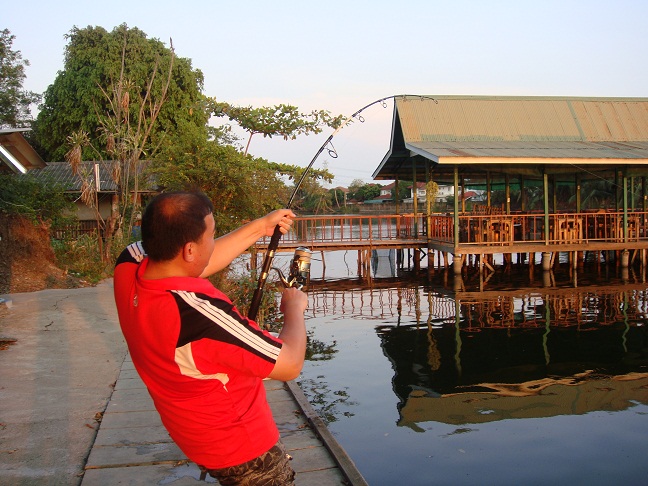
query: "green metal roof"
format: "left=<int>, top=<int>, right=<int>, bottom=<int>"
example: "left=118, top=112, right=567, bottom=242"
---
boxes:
left=374, top=95, right=648, bottom=184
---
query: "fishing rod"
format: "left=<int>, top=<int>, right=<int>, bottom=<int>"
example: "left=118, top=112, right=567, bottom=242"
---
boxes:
left=247, top=94, right=437, bottom=321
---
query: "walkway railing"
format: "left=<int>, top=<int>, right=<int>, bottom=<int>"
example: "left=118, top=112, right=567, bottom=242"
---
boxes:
left=255, top=211, right=648, bottom=250
left=267, top=214, right=428, bottom=246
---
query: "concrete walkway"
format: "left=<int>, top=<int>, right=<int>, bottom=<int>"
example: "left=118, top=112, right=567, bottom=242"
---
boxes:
left=82, top=354, right=362, bottom=485
left=1, top=281, right=127, bottom=485
left=0, top=280, right=366, bottom=485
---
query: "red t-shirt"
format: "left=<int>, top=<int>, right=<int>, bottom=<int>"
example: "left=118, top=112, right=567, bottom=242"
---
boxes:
left=113, top=242, right=283, bottom=468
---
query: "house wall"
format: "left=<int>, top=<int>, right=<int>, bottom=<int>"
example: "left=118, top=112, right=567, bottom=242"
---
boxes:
left=74, top=194, right=115, bottom=220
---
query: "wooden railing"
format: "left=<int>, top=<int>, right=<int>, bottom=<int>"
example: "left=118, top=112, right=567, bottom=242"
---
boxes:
left=257, top=211, right=648, bottom=249
left=52, top=220, right=102, bottom=240
left=455, top=211, right=648, bottom=246
left=271, top=214, right=428, bottom=246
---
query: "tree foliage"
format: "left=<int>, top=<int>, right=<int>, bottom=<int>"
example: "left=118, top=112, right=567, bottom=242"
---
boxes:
left=152, top=117, right=340, bottom=230
left=0, top=174, right=73, bottom=227
left=28, top=22, right=349, bottom=254
left=49, top=24, right=206, bottom=262
left=33, top=24, right=206, bottom=161
left=392, top=180, right=413, bottom=201
left=0, top=29, right=41, bottom=128
left=299, top=181, right=333, bottom=214
left=210, top=100, right=346, bottom=155
left=347, top=179, right=365, bottom=198
left=286, top=169, right=334, bottom=214
left=152, top=121, right=291, bottom=234
left=347, top=179, right=381, bottom=201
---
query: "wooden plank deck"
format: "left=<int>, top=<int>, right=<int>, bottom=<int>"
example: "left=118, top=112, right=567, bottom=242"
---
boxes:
left=82, top=354, right=367, bottom=485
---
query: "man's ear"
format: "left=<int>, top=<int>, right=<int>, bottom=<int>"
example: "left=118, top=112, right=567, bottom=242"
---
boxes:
left=182, top=242, right=195, bottom=262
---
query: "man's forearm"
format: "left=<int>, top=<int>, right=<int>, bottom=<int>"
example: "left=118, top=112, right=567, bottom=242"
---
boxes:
left=201, top=219, right=266, bottom=277
left=268, top=310, right=306, bottom=381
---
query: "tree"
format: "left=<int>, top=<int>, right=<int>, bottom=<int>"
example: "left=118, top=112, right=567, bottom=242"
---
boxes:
left=347, top=179, right=365, bottom=201
left=32, top=24, right=342, bottom=261
left=0, top=174, right=73, bottom=227
left=58, top=24, right=204, bottom=261
left=152, top=119, right=336, bottom=230
left=329, top=187, right=347, bottom=210
left=0, top=29, right=41, bottom=128
left=392, top=180, right=412, bottom=201
left=358, top=183, right=381, bottom=201
left=210, top=100, right=346, bottom=155
left=348, top=180, right=381, bottom=202
left=152, top=121, right=290, bottom=234
left=288, top=172, right=334, bottom=214
left=33, top=24, right=206, bottom=162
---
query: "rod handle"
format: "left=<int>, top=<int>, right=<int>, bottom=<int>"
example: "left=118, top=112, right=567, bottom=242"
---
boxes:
left=247, top=225, right=282, bottom=321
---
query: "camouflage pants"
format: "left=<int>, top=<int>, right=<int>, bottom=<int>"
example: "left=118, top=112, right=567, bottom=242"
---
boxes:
left=200, top=441, right=295, bottom=485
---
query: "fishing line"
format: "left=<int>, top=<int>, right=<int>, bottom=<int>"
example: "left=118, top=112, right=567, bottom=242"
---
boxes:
left=568, top=163, right=622, bottom=189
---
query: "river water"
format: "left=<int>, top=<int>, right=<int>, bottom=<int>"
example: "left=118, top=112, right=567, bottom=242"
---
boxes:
left=270, top=249, right=648, bottom=485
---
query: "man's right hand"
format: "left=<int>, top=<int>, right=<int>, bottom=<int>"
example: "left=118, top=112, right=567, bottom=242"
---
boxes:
left=268, top=287, right=307, bottom=381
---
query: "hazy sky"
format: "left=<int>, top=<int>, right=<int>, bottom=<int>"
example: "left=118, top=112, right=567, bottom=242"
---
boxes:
left=6, top=0, right=648, bottom=187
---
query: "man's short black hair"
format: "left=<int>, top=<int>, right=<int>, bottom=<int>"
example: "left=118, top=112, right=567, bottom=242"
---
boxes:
left=141, top=191, right=214, bottom=262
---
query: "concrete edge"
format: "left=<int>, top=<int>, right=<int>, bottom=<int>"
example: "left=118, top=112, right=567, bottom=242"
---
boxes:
left=284, top=380, right=369, bottom=486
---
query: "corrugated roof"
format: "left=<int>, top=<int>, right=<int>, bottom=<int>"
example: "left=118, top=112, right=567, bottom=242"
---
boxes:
left=407, top=140, right=648, bottom=161
left=25, top=161, right=156, bottom=192
left=396, top=95, right=648, bottom=143
left=374, top=95, right=648, bottom=182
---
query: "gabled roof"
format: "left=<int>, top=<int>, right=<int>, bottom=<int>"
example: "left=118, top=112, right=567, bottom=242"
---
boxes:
left=0, top=129, right=46, bottom=174
left=373, top=95, right=648, bottom=184
left=408, top=182, right=426, bottom=189
left=26, top=161, right=157, bottom=193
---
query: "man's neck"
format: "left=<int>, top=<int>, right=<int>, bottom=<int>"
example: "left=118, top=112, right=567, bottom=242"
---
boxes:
left=142, top=259, right=191, bottom=280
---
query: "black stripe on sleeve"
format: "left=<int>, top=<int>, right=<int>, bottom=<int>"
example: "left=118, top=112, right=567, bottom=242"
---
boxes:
left=115, top=241, right=146, bottom=266
left=170, top=290, right=281, bottom=364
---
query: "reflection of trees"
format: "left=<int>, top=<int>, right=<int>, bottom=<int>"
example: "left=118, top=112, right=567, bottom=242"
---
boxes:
left=371, top=283, right=648, bottom=424
left=379, top=301, right=648, bottom=399
left=578, top=180, right=615, bottom=209
left=305, top=330, right=337, bottom=361
left=486, top=177, right=630, bottom=212
left=301, top=330, right=355, bottom=424
left=302, top=272, right=648, bottom=429
left=298, top=377, right=357, bottom=424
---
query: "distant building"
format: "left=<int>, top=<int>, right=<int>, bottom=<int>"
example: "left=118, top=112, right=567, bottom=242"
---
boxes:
left=28, top=161, right=156, bottom=236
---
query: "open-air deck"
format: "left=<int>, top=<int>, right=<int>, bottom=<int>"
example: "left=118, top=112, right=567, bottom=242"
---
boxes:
left=253, top=209, right=648, bottom=275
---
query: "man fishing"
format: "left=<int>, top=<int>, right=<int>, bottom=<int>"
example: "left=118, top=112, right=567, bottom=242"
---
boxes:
left=113, top=191, right=307, bottom=485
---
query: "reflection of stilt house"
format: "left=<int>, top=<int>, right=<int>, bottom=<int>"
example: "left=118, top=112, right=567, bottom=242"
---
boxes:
left=372, top=285, right=648, bottom=430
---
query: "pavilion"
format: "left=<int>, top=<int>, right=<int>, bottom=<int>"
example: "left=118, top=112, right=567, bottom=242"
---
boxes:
left=373, top=95, right=648, bottom=273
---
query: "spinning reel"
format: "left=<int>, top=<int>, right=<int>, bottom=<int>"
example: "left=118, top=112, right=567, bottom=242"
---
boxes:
left=272, top=247, right=313, bottom=290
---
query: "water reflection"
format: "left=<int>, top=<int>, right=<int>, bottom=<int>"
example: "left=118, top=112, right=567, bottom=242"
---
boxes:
left=371, top=248, right=398, bottom=277
left=296, top=250, right=648, bottom=484
left=304, top=263, right=648, bottom=430
left=378, top=314, right=648, bottom=430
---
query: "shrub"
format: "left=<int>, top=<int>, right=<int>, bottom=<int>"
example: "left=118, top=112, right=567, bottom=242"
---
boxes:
left=214, top=270, right=282, bottom=330
left=0, top=174, right=74, bottom=227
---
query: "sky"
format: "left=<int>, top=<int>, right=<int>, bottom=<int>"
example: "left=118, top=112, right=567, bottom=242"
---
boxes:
left=5, top=0, right=648, bottom=188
